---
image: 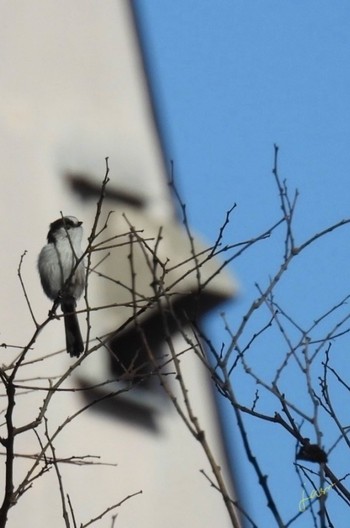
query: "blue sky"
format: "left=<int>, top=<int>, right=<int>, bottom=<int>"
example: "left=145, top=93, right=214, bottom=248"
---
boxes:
left=135, top=2, right=350, bottom=525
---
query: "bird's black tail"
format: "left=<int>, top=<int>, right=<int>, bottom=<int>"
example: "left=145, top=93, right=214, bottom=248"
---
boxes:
left=61, top=298, right=84, bottom=357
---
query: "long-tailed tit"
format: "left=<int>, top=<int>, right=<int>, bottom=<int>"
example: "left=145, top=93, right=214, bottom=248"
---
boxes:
left=38, top=216, right=85, bottom=357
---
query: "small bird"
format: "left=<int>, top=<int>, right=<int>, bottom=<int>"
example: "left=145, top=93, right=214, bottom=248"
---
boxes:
left=38, top=216, right=85, bottom=357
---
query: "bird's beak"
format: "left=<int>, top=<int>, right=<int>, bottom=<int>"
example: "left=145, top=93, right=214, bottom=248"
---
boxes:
left=78, top=221, right=83, bottom=226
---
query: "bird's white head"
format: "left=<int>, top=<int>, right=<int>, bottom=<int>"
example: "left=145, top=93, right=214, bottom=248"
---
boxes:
left=47, top=216, right=83, bottom=245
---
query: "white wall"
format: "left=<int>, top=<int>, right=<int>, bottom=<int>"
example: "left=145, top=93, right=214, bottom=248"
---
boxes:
left=0, top=2, right=237, bottom=526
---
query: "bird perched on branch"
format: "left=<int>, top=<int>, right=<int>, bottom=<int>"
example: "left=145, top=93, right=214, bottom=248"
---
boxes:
left=38, top=216, right=85, bottom=357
